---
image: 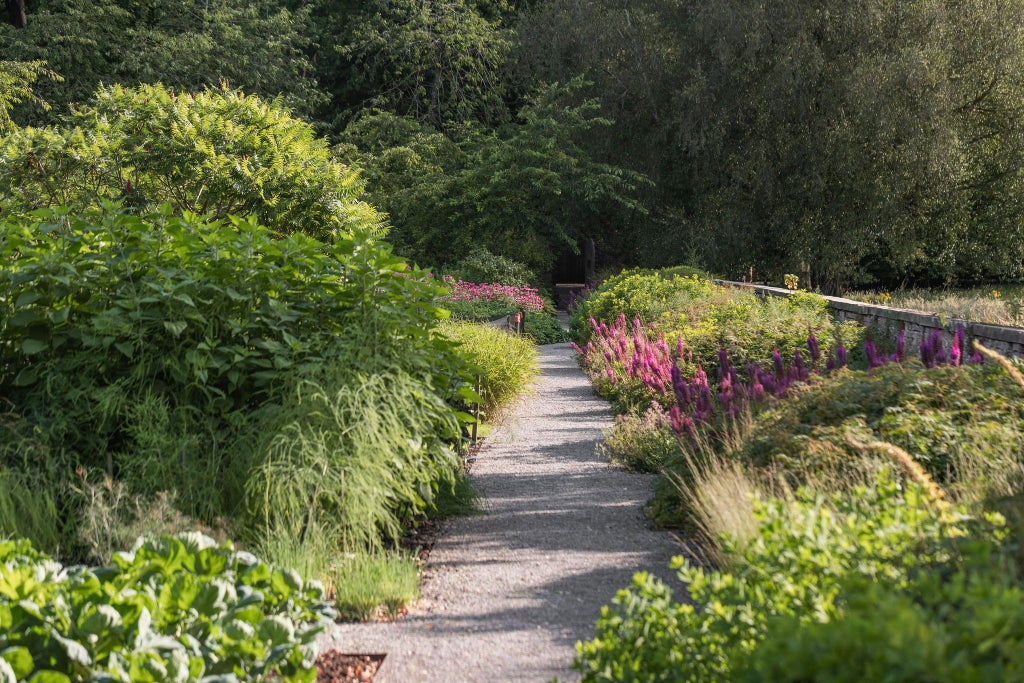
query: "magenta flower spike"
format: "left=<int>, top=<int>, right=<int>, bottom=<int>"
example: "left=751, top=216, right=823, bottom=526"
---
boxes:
left=773, top=348, right=784, bottom=379
left=896, top=329, right=906, bottom=361
left=837, top=342, right=848, bottom=367
left=865, top=339, right=880, bottom=369
left=807, top=328, right=820, bottom=363
left=931, top=330, right=945, bottom=365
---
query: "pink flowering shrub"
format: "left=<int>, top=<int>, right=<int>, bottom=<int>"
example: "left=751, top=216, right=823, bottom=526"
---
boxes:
left=444, top=277, right=544, bottom=312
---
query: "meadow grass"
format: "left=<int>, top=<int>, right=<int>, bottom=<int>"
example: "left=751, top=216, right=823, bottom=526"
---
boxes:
left=847, top=285, right=1024, bottom=327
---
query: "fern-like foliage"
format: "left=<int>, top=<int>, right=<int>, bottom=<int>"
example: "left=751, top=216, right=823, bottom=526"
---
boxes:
left=0, top=60, right=59, bottom=134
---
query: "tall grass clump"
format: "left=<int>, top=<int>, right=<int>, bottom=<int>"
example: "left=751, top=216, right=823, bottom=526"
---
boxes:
left=439, top=320, right=538, bottom=415
left=246, top=370, right=461, bottom=553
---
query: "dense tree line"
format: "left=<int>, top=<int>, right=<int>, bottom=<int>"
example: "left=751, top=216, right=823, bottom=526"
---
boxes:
left=5, top=0, right=1024, bottom=288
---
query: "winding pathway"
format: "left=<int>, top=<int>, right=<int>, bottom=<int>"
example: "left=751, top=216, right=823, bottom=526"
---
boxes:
left=319, top=343, right=684, bottom=682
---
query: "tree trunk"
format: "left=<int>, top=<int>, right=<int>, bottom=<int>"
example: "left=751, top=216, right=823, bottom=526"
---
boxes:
left=6, top=0, right=26, bottom=28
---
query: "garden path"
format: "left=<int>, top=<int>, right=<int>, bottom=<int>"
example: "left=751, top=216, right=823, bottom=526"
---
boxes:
left=319, top=343, right=684, bottom=682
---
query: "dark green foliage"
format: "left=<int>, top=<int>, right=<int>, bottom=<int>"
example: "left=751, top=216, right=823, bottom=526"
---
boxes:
left=0, top=84, right=383, bottom=241
left=0, top=60, right=57, bottom=133
left=514, top=0, right=1024, bottom=289
left=0, top=0, right=324, bottom=126
left=330, top=0, right=512, bottom=129
left=524, top=311, right=568, bottom=345
left=0, top=533, right=335, bottom=682
left=338, top=81, right=649, bottom=272
left=448, top=247, right=538, bottom=288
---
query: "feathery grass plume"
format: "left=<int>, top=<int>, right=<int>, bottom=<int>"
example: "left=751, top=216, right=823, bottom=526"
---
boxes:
left=843, top=433, right=949, bottom=511
left=973, top=341, right=1024, bottom=393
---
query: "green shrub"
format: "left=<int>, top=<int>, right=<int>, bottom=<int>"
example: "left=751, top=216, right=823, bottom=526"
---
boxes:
left=569, top=268, right=716, bottom=341
left=524, top=311, right=568, bottom=345
left=439, top=321, right=538, bottom=415
left=449, top=247, right=537, bottom=287
left=444, top=297, right=521, bottom=321
left=733, top=362, right=1024, bottom=489
left=600, top=406, right=678, bottom=473
left=0, top=83, right=384, bottom=241
left=0, top=205, right=466, bottom=554
left=0, top=533, right=335, bottom=682
left=576, top=473, right=1009, bottom=682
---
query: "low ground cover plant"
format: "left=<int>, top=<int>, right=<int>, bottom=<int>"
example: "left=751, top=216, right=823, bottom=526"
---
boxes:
left=0, top=533, right=335, bottom=682
left=576, top=472, right=1024, bottom=682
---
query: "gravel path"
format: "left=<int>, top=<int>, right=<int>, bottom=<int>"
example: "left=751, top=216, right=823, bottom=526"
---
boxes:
left=319, top=343, right=684, bottom=682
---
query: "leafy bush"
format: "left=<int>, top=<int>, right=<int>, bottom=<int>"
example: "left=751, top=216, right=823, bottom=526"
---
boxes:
left=0, top=205, right=466, bottom=555
left=449, top=247, right=537, bottom=288
left=439, top=321, right=538, bottom=415
left=0, top=83, right=383, bottom=241
left=0, top=533, right=334, bottom=682
left=569, top=268, right=713, bottom=341
left=733, top=362, right=1024, bottom=489
left=576, top=473, right=1013, bottom=682
left=600, top=405, right=678, bottom=473
left=524, top=311, right=568, bottom=345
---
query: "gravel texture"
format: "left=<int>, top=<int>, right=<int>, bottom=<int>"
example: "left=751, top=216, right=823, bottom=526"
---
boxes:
left=319, top=343, right=684, bottom=682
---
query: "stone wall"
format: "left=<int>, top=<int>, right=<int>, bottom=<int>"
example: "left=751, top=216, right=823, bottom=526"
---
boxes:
left=717, top=281, right=1024, bottom=358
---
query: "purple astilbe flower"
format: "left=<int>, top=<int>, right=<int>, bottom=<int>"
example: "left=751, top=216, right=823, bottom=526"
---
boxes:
left=718, top=347, right=731, bottom=373
left=807, top=328, right=821, bottom=363
left=792, top=349, right=809, bottom=382
left=920, top=336, right=935, bottom=369
left=865, top=339, right=881, bottom=369
left=750, top=373, right=766, bottom=401
left=825, top=356, right=837, bottom=372
left=951, top=325, right=966, bottom=367
left=773, top=348, right=785, bottom=379
left=970, top=349, right=984, bottom=364
left=895, top=329, right=906, bottom=362
left=931, top=330, right=946, bottom=365
left=836, top=342, right=848, bottom=368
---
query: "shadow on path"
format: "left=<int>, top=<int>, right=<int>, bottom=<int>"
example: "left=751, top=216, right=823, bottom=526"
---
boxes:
left=320, top=343, right=685, bottom=682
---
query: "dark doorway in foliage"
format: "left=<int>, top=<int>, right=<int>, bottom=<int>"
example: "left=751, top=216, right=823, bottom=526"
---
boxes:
left=553, top=238, right=595, bottom=284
